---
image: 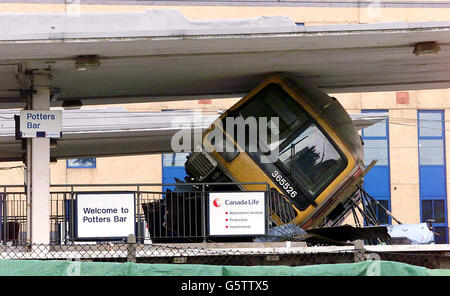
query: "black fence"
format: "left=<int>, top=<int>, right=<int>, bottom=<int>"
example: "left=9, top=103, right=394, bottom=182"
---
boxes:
left=0, top=241, right=449, bottom=270
left=1, top=183, right=449, bottom=247
left=0, top=183, right=449, bottom=270
left=0, top=186, right=27, bottom=245
left=1, top=182, right=295, bottom=245
left=48, top=182, right=277, bottom=245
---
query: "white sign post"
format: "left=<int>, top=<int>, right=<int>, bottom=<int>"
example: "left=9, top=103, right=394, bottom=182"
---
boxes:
left=76, top=193, right=135, bottom=240
left=19, top=110, right=62, bottom=138
left=208, top=192, right=266, bottom=236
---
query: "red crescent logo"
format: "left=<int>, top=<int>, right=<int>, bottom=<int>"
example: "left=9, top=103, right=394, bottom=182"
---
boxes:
left=213, top=198, right=221, bottom=207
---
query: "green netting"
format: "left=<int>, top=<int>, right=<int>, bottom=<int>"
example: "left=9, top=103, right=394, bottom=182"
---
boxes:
left=0, top=260, right=448, bottom=276
left=427, top=268, right=450, bottom=276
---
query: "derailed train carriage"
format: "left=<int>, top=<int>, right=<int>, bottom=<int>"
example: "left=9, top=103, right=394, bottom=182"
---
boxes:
left=143, top=74, right=369, bottom=242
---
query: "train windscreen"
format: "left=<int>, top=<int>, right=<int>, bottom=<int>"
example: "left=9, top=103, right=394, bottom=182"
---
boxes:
left=277, top=123, right=346, bottom=196
left=223, top=83, right=347, bottom=208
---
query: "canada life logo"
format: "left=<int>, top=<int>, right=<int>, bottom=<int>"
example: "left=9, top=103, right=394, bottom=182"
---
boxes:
left=213, top=198, right=221, bottom=207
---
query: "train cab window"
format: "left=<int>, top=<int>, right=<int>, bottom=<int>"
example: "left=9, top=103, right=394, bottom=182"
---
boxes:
left=278, top=123, right=346, bottom=196
left=223, top=84, right=310, bottom=149
left=222, top=83, right=347, bottom=207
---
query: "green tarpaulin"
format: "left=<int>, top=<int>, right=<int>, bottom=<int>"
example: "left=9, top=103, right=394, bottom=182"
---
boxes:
left=0, top=260, right=448, bottom=276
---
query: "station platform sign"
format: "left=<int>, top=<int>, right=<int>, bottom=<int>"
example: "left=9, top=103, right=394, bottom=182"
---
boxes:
left=18, top=110, right=62, bottom=138
left=75, top=192, right=136, bottom=241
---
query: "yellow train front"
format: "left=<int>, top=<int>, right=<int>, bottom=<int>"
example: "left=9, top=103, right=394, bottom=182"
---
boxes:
left=185, top=74, right=365, bottom=230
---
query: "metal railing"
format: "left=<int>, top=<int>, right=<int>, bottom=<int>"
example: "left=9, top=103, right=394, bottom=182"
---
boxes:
left=0, top=241, right=450, bottom=270
left=1, top=183, right=450, bottom=270
left=1, top=182, right=286, bottom=245
left=0, top=185, right=27, bottom=246
left=48, top=182, right=274, bottom=244
left=2, top=182, right=448, bottom=246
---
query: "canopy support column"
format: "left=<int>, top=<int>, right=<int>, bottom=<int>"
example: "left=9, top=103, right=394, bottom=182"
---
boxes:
left=28, top=70, right=51, bottom=245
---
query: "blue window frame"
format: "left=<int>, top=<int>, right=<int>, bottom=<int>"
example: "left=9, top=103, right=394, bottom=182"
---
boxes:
left=66, top=158, right=96, bottom=169
left=362, top=110, right=391, bottom=225
left=162, top=153, right=189, bottom=192
left=162, top=153, right=189, bottom=167
left=418, top=110, right=448, bottom=244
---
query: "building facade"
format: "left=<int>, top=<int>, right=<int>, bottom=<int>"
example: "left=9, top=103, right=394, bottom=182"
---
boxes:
left=0, top=1, right=449, bottom=242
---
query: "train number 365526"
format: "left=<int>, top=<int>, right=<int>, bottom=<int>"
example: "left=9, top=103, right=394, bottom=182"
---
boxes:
left=271, top=170, right=297, bottom=198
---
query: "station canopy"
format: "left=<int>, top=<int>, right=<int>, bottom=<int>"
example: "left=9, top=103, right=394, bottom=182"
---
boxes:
left=0, top=11, right=447, bottom=160
left=0, top=10, right=449, bottom=109
left=0, top=108, right=386, bottom=161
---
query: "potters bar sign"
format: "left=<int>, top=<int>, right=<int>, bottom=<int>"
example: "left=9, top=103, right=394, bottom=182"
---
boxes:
left=19, top=110, right=62, bottom=138
left=76, top=193, right=135, bottom=240
left=209, top=192, right=266, bottom=236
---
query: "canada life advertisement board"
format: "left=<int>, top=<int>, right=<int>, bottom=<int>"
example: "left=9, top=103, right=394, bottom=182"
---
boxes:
left=208, top=192, right=266, bottom=236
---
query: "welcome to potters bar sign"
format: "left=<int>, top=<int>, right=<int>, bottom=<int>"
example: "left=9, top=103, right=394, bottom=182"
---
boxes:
left=76, top=192, right=136, bottom=240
